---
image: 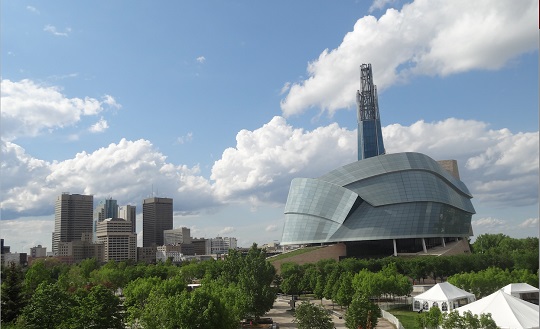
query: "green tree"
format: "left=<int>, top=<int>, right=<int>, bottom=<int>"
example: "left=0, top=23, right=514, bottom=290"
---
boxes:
left=280, top=262, right=303, bottom=297
left=1, top=262, right=26, bottom=324
left=335, top=272, right=354, bottom=307
left=416, top=306, right=442, bottom=329
left=293, top=301, right=334, bottom=329
left=441, top=310, right=497, bottom=329
left=345, top=294, right=381, bottom=329
left=123, top=276, right=163, bottom=324
left=72, top=285, right=124, bottom=329
left=18, top=283, right=75, bottom=329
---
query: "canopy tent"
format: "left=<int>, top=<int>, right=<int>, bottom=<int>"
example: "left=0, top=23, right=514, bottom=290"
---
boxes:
left=456, top=290, right=539, bottom=329
left=412, top=282, right=475, bottom=312
left=502, top=283, right=539, bottom=304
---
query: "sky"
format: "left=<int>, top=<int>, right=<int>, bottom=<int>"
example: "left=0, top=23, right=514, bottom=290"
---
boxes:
left=1, top=0, right=538, bottom=253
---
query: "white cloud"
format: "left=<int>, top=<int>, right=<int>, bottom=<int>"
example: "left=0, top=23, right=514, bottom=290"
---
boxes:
left=196, top=56, right=206, bottom=63
left=472, top=217, right=506, bottom=227
left=210, top=116, right=356, bottom=204
left=0, top=79, right=120, bottom=141
left=219, top=226, right=235, bottom=235
left=26, top=6, right=40, bottom=14
left=176, top=132, right=194, bottom=144
left=369, top=0, right=397, bottom=13
left=44, top=25, right=71, bottom=37
left=265, top=224, right=278, bottom=232
left=281, top=0, right=538, bottom=117
left=519, top=218, right=539, bottom=228
left=88, top=117, right=109, bottom=133
left=280, top=82, right=291, bottom=95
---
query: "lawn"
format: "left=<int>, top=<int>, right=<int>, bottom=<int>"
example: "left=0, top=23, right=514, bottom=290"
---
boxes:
left=388, top=305, right=421, bottom=329
left=267, top=246, right=320, bottom=262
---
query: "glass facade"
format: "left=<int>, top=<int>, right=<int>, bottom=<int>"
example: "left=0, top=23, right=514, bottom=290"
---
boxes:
left=282, top=152, right=475, bottom=245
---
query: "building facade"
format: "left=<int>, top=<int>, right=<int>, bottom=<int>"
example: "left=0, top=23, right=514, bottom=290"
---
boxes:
left=142, top=197, right=173, bottom=247
left=210, top=236, right=237, bottom=254
left=119, top=204, right=137, bottom=233
left=191, top=238, right=210, bottom=255
left=52, top=193, right=94, bottom=255
left=30, top=245, right=47, bottom=258
left=163, top=227, right=191, bottom=245
left=56, top=232, right=104, bottom=263
left=96, top=218, right=137, bottom=262
left=93, top=198, right=118, bottom=242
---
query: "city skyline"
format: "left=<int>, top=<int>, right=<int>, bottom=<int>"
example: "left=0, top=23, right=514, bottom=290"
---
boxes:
left=1, top=0, right=538, bottom=253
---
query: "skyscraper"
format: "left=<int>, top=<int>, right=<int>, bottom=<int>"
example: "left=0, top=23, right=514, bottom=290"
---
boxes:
left=93, top=198, right=118, bottom=242
left=356, top=63, right=385, bottom=160
left=142, top=197, right=173, bottom=247
left=52, top=193, right=93, bottom=255
left=96, top=218, right=137, bottom=262
left=119, top=204, right=137, bottom=233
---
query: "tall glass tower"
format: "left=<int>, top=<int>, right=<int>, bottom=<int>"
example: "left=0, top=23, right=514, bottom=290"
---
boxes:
left=356, top=63, right=385, bottom=160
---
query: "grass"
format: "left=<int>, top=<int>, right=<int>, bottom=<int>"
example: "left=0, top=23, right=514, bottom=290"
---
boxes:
left=388, top=305, right=421, bottom=329
left=267, top=246, right=320, bottom=262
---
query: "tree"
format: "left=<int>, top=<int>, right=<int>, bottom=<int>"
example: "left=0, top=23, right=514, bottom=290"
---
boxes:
left=280, top=262, right=303, bottom=297
left=17, top=283, right=75, bottom=329
left=416, top=306, right=442, bottom=329
left=73, top=285, right=124, bottom=329
left=294, top=301, right=334, bottom=329
left=345, top=294, right=381, bottom=329
left=335, top=272, right=354, bottom=307
left=441, top=310, right=497, bottom=329
left=1, top=262, right=26, bottom=324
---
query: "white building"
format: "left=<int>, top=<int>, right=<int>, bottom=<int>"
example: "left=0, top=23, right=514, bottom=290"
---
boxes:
left=96, top=218, right=137, bottom=262
left=164, top=227, right=191, bottom=245
left=210, top=236, right=237, bottom=254
left=30, top=245, right=47, bottom=258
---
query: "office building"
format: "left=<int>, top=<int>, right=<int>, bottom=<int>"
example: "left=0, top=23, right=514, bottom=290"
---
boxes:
left=56, top=232, right=104, bottom=263
left=52, top=193, right=93, bottom=255
left=30, top=245, right=47, bottom=258
left=119, top=204, right=137, bottom=233
left=142, top=197, right=173, bottom=247
left=96, top=218, right=137, bottom=262
left=191, top=238, right=210, bottom=255
left=281, top=64, right=475, bottom=257
left=164, top=227, right=191, bottom=245
left=210, top=236, right=237, bottom=254
left=93, top=198, right=118, bottom=242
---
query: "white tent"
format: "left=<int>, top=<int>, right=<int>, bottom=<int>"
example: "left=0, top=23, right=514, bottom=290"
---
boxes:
left=412, top=282, right=475, bottom=312
left=502, top=283, right=539, bottom=304
left=456, top=290, right=539, bottom=329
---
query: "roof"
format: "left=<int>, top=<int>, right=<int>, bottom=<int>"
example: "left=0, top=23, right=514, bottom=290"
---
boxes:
left=414, top=282, right=475, bottom=302
left=502, top=283, right=539, bottom=295
left=456, top=290, right=539, bottom=329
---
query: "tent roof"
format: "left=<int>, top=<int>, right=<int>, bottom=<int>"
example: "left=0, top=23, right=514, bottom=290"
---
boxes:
left=414, top=282, right=475, bottom=302
left=456, top=290, right=539, bottom=329
left=502, top=283, right=539, bottom=294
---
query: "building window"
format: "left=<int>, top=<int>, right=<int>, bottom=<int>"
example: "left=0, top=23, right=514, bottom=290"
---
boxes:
left=423, top=301, right=429, bottom=310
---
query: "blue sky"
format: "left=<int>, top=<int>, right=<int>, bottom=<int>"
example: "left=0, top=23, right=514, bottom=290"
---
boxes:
left=1, top=0, right=538, bottom=253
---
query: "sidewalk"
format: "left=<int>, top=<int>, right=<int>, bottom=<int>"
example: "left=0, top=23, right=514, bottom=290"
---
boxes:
left=265, top=296, right=395, bottom=329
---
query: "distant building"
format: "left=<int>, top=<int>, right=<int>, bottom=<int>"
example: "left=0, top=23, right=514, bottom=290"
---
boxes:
left=191, top=238, right=210, bottom=255
left=52, top=193, right=94, bottom=255
left=56, top=232, right=104, bottom=263
left=156, top=245, right=184, bottom=263
left=119, top=204, right=137, bottom=233
left=164, top=227, right=191, bottom=245
left=94, top=198, right=118, bottom=242
left=137, top=246, right=157, bottom=264
left=96, top=218, right=137, bottom=262
left=2, top=252, right=27, bottom=266
left=210, top=236, right=237, bottom=254
left=30, top=245, right=47, bottom=258
left=142, top=197, right=173, bottom=247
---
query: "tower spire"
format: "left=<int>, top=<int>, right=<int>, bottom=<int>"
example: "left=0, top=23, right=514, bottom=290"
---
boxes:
left=356, top=64, right=385, bottom=160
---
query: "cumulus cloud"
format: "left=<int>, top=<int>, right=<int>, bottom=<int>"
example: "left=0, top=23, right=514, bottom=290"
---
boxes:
left=0, top=79, right=120, bottom=141
left=280, top=0, right=538, bottom=117
left=176, top=132, right=194, bottom=144
left=89, top=117, right=109, bottom=133
left=472, top=217, right=506, bottom=227
left=1, top=116, right=537, bottom=227
left=265, top=224, right=278, bottom=232
left=0, top=138, right=218, bottom=219
left=369, top=0, right=397, bottom=13
left=44, top=24, right=71, bottom=37
left=519, top=218, right=539, bottom=228
left=196, top=56, right=206, bottom=63
left=210, top=116, right=356, bottom=205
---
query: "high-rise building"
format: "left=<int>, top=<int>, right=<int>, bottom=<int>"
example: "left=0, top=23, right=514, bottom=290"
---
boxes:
left=96, top=218, right=137, bottom=262
left=119, top=204, right=137, bottom=233
left=210, top=236, right=237, bottom=254
left=52, top=193, right=93, bottom=255
left=356, top=63, right=385, bottom=160
left=142, top=197, right=173, bottom=247
left=93, top=198, right=118, bottom=241
left=163, top=227, right=191, bottom=245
